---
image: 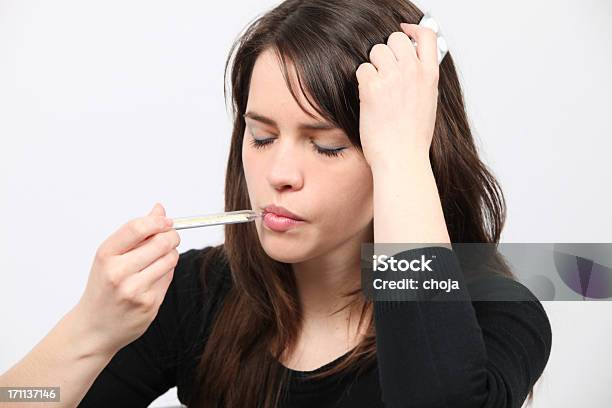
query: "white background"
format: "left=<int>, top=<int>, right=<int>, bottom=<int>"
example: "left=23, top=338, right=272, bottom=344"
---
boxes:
left=1, top=0, right=611, bottom=407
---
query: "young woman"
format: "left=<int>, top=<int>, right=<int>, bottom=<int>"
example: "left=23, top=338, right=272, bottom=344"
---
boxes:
left=0, top=0, right=552, bottom=407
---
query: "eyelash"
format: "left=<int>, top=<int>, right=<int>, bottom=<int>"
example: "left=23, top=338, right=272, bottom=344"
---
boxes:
left=248, top=136, right=346, bottom=158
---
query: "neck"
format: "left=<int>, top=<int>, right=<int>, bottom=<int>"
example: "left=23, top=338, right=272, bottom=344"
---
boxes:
left=291, top=226, right=373, bottom=325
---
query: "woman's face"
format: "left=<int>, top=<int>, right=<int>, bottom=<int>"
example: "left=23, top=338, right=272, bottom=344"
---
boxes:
left=242, top=48, right=373, bottom=264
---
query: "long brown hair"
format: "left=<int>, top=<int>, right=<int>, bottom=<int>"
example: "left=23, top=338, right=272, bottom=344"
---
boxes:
left=188, top=0, right=532, bottom=406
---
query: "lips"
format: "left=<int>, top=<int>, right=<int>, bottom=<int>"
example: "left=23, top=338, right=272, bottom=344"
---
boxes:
left=263, top=205, right=304, bottom=221
left=262, top=204, right=305, bottom=232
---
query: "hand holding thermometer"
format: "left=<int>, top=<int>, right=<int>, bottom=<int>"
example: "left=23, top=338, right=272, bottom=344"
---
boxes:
left=169, top=210, right=265, bottom=230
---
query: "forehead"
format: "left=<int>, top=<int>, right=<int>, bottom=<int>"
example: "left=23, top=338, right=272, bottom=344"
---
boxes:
left=247, top=48, right=324, bottom=125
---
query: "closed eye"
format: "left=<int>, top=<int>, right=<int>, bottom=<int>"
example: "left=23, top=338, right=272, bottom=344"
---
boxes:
left=248, top=136, right=346, bottom=158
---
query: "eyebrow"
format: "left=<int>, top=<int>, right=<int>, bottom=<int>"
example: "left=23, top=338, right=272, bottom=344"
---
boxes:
left=243, top=111, right=338, bottom=131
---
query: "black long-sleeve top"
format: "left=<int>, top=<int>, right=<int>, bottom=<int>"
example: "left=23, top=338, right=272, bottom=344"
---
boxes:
left=79, top=245, right=552, bottom=407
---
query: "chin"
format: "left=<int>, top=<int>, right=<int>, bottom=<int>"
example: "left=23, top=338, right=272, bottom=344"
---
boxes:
left=262, top=247, right=307, bottom=264
left=259, top=237, right=310, bottom=264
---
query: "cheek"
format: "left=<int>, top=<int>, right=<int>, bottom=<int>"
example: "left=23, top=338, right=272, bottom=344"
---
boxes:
left=318, top=168, right=373, bottom=225
left=242, top=141, right=259, bottom=184
left=242, top=144, right=258, bottom=206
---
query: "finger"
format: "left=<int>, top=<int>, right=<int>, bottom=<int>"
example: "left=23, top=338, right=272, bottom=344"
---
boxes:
left=131, top=203, right=166, bottom=252
left=149, top=202, right=167, bottom=217
left=122, top=229, right=180, bottom=273
left=368, top=43, right=397, bottom=77
left=149, top=267, right=175, bottom=307
left=386, top=31, right=417, bottom=64
left=355, top=62, right=378, bottom=87
left=400, top=23, right=438, bottom=66
left=100, top=215, right=173, bottom=256
left=132, top=202, right=167, bottom=252
left=131, top=233, right=154, bottom=252
left=125, top=248, right=179, bottom=293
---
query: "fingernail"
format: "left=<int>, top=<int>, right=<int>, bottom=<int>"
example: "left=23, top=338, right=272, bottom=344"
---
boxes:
left=165, top=217, right=174, bottom=227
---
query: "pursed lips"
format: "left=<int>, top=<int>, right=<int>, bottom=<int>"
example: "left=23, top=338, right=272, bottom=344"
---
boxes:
left=262, top=204, right=305, bottom=221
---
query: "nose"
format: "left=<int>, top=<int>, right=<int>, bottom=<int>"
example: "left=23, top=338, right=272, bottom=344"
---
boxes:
left=266, top=138, right=304, bottom=192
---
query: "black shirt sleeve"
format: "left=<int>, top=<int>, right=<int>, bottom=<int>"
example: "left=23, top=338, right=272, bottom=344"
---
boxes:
left=78, top=247, right=214, bottom=408
left=373, top=246, right=552, bottom=408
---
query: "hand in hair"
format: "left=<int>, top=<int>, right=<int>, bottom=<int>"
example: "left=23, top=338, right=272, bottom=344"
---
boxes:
left=355, top=23, right=440, bottom=172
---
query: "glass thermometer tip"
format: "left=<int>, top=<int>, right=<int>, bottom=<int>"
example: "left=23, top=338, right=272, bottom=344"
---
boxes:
left=170, top=210, right=264, bottom=231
